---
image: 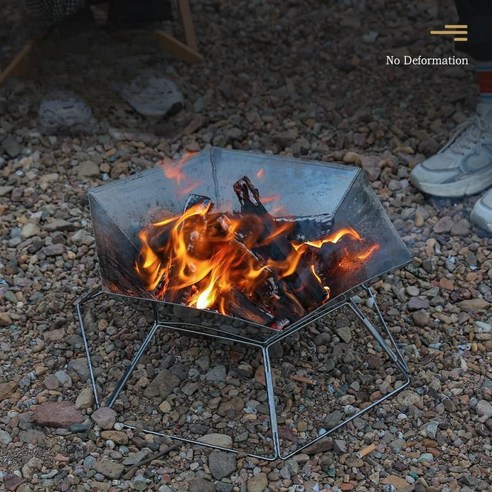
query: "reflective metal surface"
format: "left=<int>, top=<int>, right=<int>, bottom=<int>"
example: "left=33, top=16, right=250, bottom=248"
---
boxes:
left=89, top=147, right=411, bottom=336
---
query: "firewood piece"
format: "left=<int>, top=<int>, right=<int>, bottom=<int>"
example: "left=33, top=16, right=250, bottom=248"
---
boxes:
left=233, top=176, right=268, bottom=216
left=275, top=213, right=334, bottom=242
left=183, top=194, right=213, bottom=212
left=233, top=177, right=293, bottom=261
left=227, top=289, right=274, bottom=326
left=270, top=282, right=306, bottom=319
left=233, top=176, right=328, bottom=309
left=286, top=264, right=329, bottom=309
left=218, top=213, right=305, bottom=316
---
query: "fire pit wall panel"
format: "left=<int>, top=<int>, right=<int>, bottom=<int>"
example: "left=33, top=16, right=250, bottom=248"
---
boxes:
left=89, top=148, right=411, bottom=331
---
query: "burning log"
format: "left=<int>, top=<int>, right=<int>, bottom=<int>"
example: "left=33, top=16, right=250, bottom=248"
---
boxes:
left=233, top=176, right=269, bottom=216
left=133, top=177, right=378, bottom=330
left=233, top=176, right=328, bottom=310
left=183, top=193, right=213, bottom=212
left=226, top=289, right=274, bottom=325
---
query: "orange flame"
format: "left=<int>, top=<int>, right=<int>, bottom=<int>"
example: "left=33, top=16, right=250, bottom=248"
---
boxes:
left=296, top=227, right=361, bottom=250
left=134, top=205, right=378, bottom=322
left=262, top=194, right=280, bottom=204
left=135, top=205, right=273, bottom=308
left=161, top=152, right=203, bottom=196
left=357, top=244, right=380, bottom=260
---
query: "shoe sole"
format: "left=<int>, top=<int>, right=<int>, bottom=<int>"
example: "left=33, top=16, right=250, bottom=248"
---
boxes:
left=470, top=199, right=492, bottom=233
left=410, top=168, right=492, bottom=198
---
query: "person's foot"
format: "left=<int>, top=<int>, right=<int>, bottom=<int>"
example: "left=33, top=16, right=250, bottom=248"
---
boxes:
left=471, top=189, right=492, bottom=233
left=410, top=102, right=492, bottom=197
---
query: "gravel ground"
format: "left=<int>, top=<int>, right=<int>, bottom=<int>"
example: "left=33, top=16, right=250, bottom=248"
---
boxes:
left=1, top=0, right=492, bottom=491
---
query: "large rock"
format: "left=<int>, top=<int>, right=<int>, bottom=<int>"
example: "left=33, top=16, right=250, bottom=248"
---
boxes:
left=197, top=433, right=233, bottom=448
left=75, top=387, right=95, bottom=409
left=247, top=473, right=268, bottom=492
left=68, top=358, right=90, bottom=380
left=119, top=73, right=184, bottom=117
left=324, top=410, right=343, bottom=428
left=476, top=400, right=492, bottom=418
left=93, top=459, right=124, bottom=479
left=208, top=450, right=236, bottom=480
left=91, top=407, right=117, bottom=429
left=123, top=449, right=151, bottom=466
left=21, top=223, right=40, bottom=239
left=43, top=327, right=65, bottom=342
left=39, top=92, right=95, bottom=134
left=2, top=135, right=21, bottom=157
left=381, top=475, right=409, bottom=490
left=217, top=397, right=244, bottom=417
left=101, top=430, right=128, bottom=445
left=77, top=161, right=100, bottom=178
left=189, top=478, right=215, bottom=492
left=144, top=369, right=181, bottom=399
left=205, top=365, right=227, bottom=383
left=44, top=219, right=76, bottom=232
left=0, top=429, right=12, bottom=446
left=304, top=437, right=333, bottom=455
left=0, top=186, right=13, bottom=197
left=397, top=390, right=421, bottom=407
left=0, top=313, right=13, bottom=327
left=42, top=244, right=65, bottom=257
left=34, top=401, right=84, bottom=428
left=459, top=299, right=490, bottom=311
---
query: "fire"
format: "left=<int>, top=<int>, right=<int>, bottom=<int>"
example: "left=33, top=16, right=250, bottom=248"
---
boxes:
left=136, top=157, right=378, bottom=327
left=134, top=203, right=378, bottom=325
left=357, top=244, right=380, bottom=260
left=160, top=152, right=203, bottom=196
left=136, top=204, right=270, bottom=308
left=261, top=194, right=280, bottom=204
left=295, top=227, right=361, bottom=250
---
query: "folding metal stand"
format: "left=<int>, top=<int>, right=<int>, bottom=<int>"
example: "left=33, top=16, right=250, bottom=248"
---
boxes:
left=76, top=285, right=410, bottom=460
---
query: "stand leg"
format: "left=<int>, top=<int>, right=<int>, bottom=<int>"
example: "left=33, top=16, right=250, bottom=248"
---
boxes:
left=76, top=288, right=410, bottom=459
left=364, top=286, right=409, bottom=373
left=106, top=321, right=160, bottom=408
left=349, top=291, right=409, bottom=375
left=261, top=346, right=281, bottom=460
left=76, top=288, right=104, bottom=409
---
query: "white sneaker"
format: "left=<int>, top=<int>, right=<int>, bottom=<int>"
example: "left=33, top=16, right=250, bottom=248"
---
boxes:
left=471, top=189, right=492, bottom=233
left=410, top=102, right=492, bottom=197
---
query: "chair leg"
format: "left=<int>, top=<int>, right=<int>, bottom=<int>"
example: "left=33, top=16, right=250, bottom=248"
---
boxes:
left=177, top=0, right=197, bottom=51
left=0, top=40, right=34, bottom=88
left=154, top=0, right=203, bottom=63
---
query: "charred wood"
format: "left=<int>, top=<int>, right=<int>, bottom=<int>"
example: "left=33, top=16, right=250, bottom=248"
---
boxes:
left=233, top=176, right=328, bottom=309
left=183, top=193, right=214, bottom=212
left=227, top=289, right=274, bottom=325
left=275, top=213, right=334, bottom=242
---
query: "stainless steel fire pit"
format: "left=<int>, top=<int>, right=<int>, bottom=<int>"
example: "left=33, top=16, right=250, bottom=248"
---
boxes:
left=76, top=147, right=411, bottom=459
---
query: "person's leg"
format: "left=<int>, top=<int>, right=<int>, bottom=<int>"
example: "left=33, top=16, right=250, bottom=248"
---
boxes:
left=454, top=0, right=492, bottom=63
left=410, top=0, right=492, bottom=231
left=470, top=189, right=492, bottom=232
left=409, top=96, right=492, bottom=198
left=22, top=0, right=87, bottom=34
